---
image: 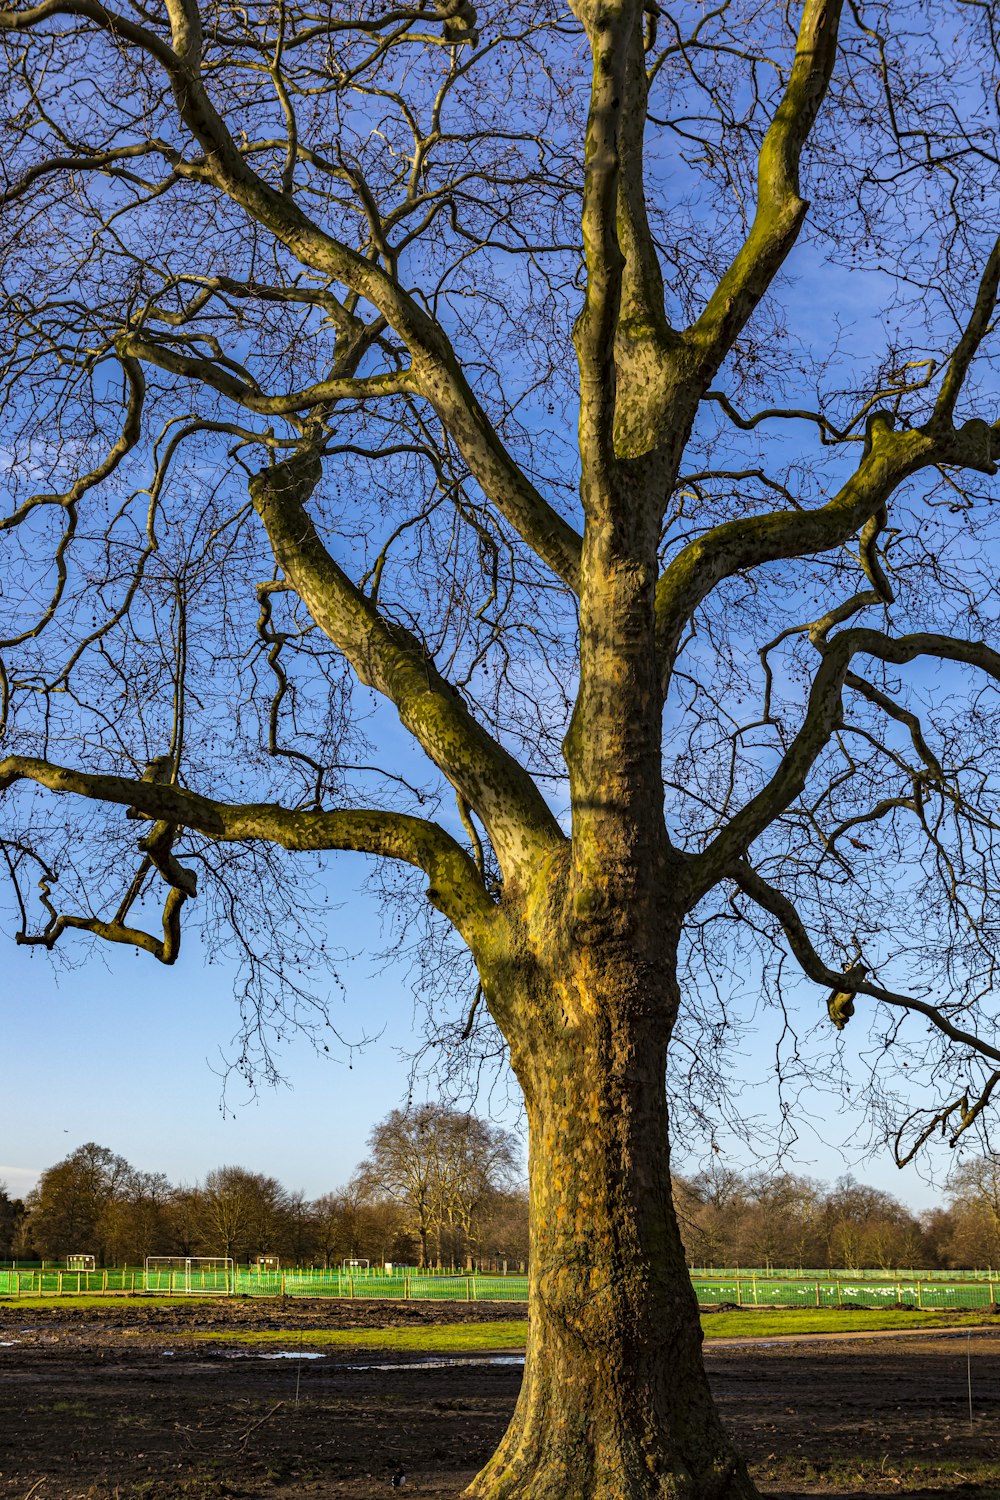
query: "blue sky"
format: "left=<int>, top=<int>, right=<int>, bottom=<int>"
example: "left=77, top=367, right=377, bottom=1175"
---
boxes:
left=0, top=865, right=467, bottom=1202
left=0, top=855, right=952, bottom=1214
left=0, top=5, right=987, bottom=1225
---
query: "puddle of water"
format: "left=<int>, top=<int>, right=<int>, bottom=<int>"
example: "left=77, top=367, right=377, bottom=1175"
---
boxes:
left=343, top=1355, right=524, bottom=1372
left=157, top=1345, right=521, bottom=1367
left=260, top=1351, right=326, bottom=1360
left=216, top=1349, right=327, bottom=1360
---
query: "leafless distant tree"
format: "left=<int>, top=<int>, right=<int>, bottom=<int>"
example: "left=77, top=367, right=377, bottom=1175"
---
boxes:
left=356, top=1103, right=518, bottom=1267
left=944, top=1156, right=1000, bottom=1267
left=25, top=1143, right=131, bottom=1262
left=0, top=1183, right=26, bottom=1260
left=196, top=1164, right=288, bottom=1261
left=5, top=0, right=1000, bottom=1490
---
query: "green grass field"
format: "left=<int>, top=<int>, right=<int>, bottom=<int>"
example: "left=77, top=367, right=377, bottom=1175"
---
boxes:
left=1, top=1295, right=228, bottom=1311
left=700, top=1305, right=993, bottom=1339
left=2, top=1297, right=993, bottom=1351
left=188, top=1320, right=529, bottom=1352
left=177, top=1305, right=994, bottom=1352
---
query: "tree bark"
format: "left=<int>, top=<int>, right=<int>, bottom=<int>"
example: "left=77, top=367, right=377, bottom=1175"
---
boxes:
left=466, top=940, right=757, bottom=1500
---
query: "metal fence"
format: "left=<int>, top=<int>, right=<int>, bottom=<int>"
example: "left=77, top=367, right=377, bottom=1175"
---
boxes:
left=0, top=1266, right=530, bottom=1300
left=688, top=1265, right=1000, bottom=1281
left=691, top=1275, right=998, bottom=1309
left=1, top=1265, right=997, bottom=1308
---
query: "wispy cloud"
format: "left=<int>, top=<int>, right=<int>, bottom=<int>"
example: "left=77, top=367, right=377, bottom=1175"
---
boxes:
left=0, top=1164, right=41, bottom=1193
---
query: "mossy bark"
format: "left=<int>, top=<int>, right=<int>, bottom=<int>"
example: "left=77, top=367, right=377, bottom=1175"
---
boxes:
left=466, top=927, right=757, bottom=1500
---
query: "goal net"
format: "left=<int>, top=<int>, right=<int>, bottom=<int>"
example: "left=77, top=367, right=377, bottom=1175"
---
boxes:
left=66, top=1254, right=96, bottom=1272
left=342, top=1258, right=370, bottom=1271
left=144, top=1256, right=234, bottom=1294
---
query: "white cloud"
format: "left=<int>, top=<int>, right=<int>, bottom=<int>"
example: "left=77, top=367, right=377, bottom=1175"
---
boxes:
left=0, top=1164, right=41, bottom=1194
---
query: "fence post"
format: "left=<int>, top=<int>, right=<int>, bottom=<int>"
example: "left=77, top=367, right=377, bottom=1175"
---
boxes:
left=815, top=1280, right=820, bottom=1308
left=736, top=1278, right=742, bottom=1307
left=467, top=1277, right=471, bottom=1303
left=405, top=1275, right=411, bottom=1301
left=917, top=1281, right=923, bottom=1308
left=896, top=1281, right=901, bottom=1306
left=349, top=1274, right=354, bottom=1299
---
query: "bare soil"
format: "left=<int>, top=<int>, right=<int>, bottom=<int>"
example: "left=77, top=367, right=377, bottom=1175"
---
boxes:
left=2, top=1298, right=999, bottom=1500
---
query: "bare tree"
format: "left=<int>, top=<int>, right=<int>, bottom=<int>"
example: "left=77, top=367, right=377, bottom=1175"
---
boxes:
left=196, top=1165, right=288, bottom=1261
left=5, top=0, right=1000, bottom=1491
left=355, top=1104, right=516, bottom=1267
left=0, top=1182, right=27, bottom=1260
left=434, top=1109, right=520, bottom=1268
left=944, top=1157, right=1000, bottom=1267
left=355, top=1109, right=440, bottom=1270
left=820, top=1177, right=924, bottom=1272
left=100, top=1168, right=175, bottom=1263
left=195, top=1166, right=255, bottom=1263
left=25, top=1143, right=131, bottom=1262
left=475, top=1186, right=529, bottom=1272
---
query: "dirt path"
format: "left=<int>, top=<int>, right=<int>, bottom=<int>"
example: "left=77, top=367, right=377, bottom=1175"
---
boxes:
left=709, top=1322, right=1000, bottom=1348
left=2, top=1301, right=999, bottom=1498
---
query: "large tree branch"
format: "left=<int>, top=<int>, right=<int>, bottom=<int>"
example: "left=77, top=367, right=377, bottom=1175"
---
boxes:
left=684, top=0, right=843, bottom=381
left=611, top=6, right=685, bottom=464
left=655, top=412, right=999, bottom=693
left=931, top=233, right=1000, bottom=426
left=0, top=0, right=583, bottom=594
left=571, top=0, right=631, bottom=489
left=249, top=445, right=565, bottom=881
left=686, top=626, right=1000, bottom=899
left=0, top=756, right=497, bottom=943
left=14, top=821, right=194, bottom=964
left=156, top=0, right=581, bottom=591
left=120, top=332, right=413, bottom=413
left=729, top=858, right=1000, bottom=1077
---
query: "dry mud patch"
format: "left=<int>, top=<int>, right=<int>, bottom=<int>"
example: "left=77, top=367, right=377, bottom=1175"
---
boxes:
left=2, top=1301, right=999, bottom=1498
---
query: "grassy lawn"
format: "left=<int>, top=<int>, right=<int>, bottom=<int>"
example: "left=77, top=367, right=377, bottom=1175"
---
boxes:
left=187, top=1321, right=530, bottom=1352
left=702, top=1305, right=993, bottom=1339
left=0, top=1295, right=231, bottom=1311
left=1, top=1297, right=994, bottom=1351
left=179, top=1306, right=994, bottom=1352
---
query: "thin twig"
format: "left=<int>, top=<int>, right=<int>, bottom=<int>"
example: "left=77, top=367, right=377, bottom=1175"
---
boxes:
left=235, top=1400, right=284, bottom=1451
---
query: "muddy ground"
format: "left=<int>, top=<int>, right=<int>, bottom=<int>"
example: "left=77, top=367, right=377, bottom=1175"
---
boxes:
left=1, top=1298, right=999, bottom=1499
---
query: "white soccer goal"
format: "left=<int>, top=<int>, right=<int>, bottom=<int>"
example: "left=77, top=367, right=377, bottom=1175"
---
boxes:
left=342, top=1258, right=370, bottom=1271
left=66, top=1254, right=96, bottom=1272
left=144, top=1256, right=234, bottom=1294
left=255, top=1255, right=280, bottom=1272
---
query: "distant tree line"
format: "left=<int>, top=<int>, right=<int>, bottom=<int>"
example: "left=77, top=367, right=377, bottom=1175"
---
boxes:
left=4, top=1124, right=1000, bottom=1273
left=0, top=1105, right=529, bottom=1270
left=674, top=1160, right=1000, bottom=1271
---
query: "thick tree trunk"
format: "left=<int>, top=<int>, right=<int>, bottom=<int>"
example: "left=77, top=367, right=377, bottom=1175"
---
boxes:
left=466, top=948, right=757, bottom=1500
